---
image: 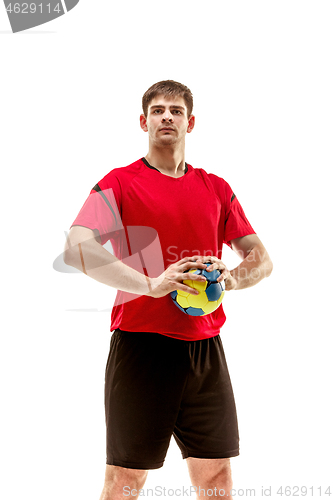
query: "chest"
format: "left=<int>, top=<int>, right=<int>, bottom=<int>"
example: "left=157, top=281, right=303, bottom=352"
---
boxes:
left=122, top=174, right=222, bottom=234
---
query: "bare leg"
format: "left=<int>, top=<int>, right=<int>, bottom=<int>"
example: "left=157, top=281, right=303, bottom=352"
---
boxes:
left=186, top=457, right=233, bottom=499
left=98, top=464, right=148, bottom=500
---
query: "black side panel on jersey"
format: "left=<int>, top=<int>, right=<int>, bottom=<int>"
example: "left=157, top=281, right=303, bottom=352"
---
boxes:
left=224, top=193, right=236, bottom=226
left=92, top=183, right=118, bottom=225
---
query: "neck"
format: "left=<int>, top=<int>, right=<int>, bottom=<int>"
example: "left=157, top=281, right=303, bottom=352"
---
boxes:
left=145, top=143, right=186, bottom=177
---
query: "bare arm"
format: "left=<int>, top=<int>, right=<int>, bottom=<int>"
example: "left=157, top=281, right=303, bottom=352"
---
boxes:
left=229, top=234, right=273, bottom=290
left=63, top=226, right=208, bottom=297
left=63, top=226, right=152, bottom=295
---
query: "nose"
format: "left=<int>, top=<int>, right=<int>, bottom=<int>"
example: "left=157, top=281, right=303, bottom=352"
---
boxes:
left=162, top=110, right=173, bottom=122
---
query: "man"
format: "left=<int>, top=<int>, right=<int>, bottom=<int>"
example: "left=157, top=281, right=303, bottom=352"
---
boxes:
left=64, top=80, right=273, bottom=500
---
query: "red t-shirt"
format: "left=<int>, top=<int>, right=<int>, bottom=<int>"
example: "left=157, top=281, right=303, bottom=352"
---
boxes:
left=71, top=158, right=255, bottom=340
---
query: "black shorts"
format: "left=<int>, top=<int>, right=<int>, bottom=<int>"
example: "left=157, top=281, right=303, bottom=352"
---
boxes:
left=104, top=329, right=239, bottom=470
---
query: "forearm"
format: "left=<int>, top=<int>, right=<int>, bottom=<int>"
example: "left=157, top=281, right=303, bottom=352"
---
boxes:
left=64, top=238, right=152, bottom=296
left=229, top=243, right=273, bottom=290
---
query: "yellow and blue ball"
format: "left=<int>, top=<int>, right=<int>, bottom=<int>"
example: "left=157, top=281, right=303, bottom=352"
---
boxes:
left=170, top=266, right=225, bottom=316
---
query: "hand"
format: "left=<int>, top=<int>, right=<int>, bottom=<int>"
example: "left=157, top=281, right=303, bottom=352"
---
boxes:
left=195, top=255, right=238, bottom=291
left=146, top=256, right=210, bottom=299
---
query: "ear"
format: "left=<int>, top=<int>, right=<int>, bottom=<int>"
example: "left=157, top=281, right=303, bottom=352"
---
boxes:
left=187, top=114, right=195, bottom=134
left=140, top=114, right=148, bottom=132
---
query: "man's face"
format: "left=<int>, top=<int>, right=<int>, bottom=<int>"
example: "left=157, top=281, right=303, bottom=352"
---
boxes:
left=140, top=95, right=195, bottom=146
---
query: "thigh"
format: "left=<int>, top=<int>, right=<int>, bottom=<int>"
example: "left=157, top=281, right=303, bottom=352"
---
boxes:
left=105, top=329, right=190, bottom=469
left=173, top=335, right=239, bottom=459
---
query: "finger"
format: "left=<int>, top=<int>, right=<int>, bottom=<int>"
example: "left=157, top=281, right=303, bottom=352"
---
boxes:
left=197, top=256, right=218, bottom=269
left=175, top=283, right=200, bottom=295
left=207, top=263, right=227, bottom=273
left=194, top=256, right=206, bottom=262
left=181, top=255, right=211, bottom=264
left=200, top=255, right=215, bottom=262
left=182, top=271, right=207, bottom=282
left=205, top=262, right=219, bottom=272
left=203, top=257, right=228, bottom=273
left=177, top=255, right=203, bottom=265
left=181, top=261, right=207, bottom=272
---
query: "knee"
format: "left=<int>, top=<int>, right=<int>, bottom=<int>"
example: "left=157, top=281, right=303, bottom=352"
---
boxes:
left=103, top=464, right=148, bottom=492
left=189, top=458, right=233, bottom=494
left=206, top=459, right=233, bottom=493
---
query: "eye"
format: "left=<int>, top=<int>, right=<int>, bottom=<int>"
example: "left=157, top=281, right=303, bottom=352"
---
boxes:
left=153, top=109, right=162, bottom=114
left=172, top=110, right=181, bottom=114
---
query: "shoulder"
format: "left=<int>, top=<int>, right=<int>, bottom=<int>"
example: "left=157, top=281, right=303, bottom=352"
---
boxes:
left=190, top=165, right=233, bottom=202
left=92, top=158, right=145, bottom=192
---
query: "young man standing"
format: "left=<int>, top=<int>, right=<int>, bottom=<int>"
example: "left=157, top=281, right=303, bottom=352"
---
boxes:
left=64, top=80, right=273, bottom=500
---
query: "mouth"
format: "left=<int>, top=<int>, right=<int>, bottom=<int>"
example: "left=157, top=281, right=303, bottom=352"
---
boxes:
left=160, top=127, right=175, bottom=132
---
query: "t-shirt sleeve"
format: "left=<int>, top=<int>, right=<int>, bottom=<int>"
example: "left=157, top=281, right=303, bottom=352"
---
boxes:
left=71, top=172, right=123, bottom=246
left=223, top=183, right=256, bottom=246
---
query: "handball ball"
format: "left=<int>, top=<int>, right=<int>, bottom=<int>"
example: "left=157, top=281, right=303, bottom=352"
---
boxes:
left=170, top=265, right=225, bottom=316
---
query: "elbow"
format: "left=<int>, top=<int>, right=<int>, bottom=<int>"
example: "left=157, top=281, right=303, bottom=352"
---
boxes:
left=256, top=243, right=273, bottom=279
left=63, top=247, right=75, bottom=268
left=265, top=256, right=273, bottom=278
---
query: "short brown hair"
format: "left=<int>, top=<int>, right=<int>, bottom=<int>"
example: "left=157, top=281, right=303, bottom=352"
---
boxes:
left=142, top=80, right=193, bottom=117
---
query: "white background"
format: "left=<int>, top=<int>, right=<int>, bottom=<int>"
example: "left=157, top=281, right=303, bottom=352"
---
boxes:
left=1, top=1, right=332, bottom=499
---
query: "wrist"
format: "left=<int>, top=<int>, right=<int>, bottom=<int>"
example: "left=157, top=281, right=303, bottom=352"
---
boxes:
left=226, top=270, right=238, bottom=291
left=145, top=276, right=159, bottom=297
